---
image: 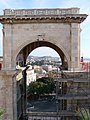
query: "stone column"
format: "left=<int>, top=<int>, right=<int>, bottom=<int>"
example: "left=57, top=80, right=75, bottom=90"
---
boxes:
left=0, top=70, right=17, bottom=120
left=3, top=23, right=15, bottom=70
left=70, top=23, right=80, bottom=71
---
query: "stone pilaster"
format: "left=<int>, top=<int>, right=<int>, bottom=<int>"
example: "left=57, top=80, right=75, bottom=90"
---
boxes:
left=0, top=70, right=17, bottom=120
left=70, top=23, right=81, bottom=71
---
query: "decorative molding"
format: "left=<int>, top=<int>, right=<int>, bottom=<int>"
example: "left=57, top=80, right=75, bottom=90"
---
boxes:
left=0, top=14, right=87, bottom=24
left=4, top=8, right=80, bottom=16
left=0, top=8, right=87, bottom=24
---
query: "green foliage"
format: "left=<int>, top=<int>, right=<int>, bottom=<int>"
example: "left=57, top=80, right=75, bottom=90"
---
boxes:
left=36, top=77, right=55, bottom=94
left=78, top=108, right=90, bottom=120
left=0, top=108, right=5, bottom=119
left=27, top=77, right=55, bottom=96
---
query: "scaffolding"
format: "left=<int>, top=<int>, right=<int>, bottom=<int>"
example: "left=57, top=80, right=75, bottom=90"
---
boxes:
left=26, top=64, right=90, bottom=120
left=56, top=68, right=90, bottom=120
left=27, top=69, right=90, bottom=120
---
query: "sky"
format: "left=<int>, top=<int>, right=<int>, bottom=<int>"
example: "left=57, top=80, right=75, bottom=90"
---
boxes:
left=0, top=0, right=90, bottom=58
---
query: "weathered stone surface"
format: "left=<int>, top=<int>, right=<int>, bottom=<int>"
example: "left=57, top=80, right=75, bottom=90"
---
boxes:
left=0, top=8, right=87, bottom=120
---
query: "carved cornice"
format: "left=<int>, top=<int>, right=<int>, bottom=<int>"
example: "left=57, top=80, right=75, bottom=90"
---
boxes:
left=0, top=8, right=87, bottom=24
left=0, top=14, right=87, bottom=24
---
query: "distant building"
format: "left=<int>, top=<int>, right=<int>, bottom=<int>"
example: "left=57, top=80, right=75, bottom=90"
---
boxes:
left=33, top=65, right=41, bottom=70
left=48, top=70, right=61, bottom=79
left=27, top=55, right=61, bottom=64
left=26, top=66, right=36, bottom=85
left=42, top=65, right=52, bottom=72
left=36, top=73, right=48, bottom=79
left=48, top=66, right=61, bottom=79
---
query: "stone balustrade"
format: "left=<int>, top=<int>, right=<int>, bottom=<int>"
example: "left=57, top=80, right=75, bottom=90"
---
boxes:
left=4, top=8, right=79, bottom=16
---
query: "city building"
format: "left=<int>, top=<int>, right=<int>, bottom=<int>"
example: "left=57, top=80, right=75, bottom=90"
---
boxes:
left=26, top=66, right=36, bottom=86
left=42, top=65, right=52, bottom=72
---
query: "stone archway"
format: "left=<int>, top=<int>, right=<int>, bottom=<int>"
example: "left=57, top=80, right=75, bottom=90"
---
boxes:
left=0, top=8, right=87, bottom=71
left=0, top=8, right=87, bottom=120
left=16, top=40, right=69, bottom=70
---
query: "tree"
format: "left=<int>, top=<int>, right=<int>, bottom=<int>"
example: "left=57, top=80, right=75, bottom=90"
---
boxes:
left=27, top=77, right=55, bottom=97
left=36, top=77, right=55, bottom=93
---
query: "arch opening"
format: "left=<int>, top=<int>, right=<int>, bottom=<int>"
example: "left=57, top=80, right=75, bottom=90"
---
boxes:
left=26, top=46, right=61, bottom=65
left=16, top=41, right=68, bottom=70
left=16, top=41, right=69, bottom=119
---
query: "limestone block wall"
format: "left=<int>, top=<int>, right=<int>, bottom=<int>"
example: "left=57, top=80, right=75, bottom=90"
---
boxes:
left=0, top=71, right=17, bottom=120
left=3, top=22, right=80, bottom=70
